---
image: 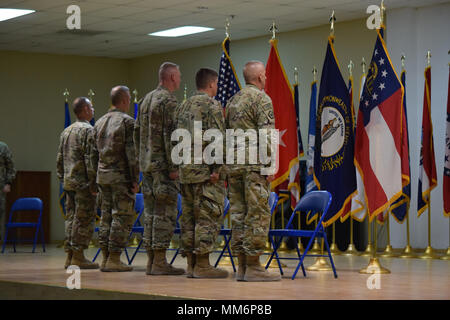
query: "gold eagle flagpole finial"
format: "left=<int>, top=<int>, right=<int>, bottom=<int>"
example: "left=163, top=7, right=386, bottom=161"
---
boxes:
left=88, top=89, right=95, bottom=105
left=225, top=18, right=231, bottom=38
left=361, top=57, right=366, bottom=75
left=426, top=50, right=431, bottom=67
left=312, top=66, right=318, bottom=82
left=63, top=88, right=69, bottom=103
left=294, top=67, right=299, bottom=85
left=132, top=89, right=138, bottom=103
left=330, top=10, right=336, bottom=37
left=401, top=54, right=406, bottom=71
left=348, top=60, right=354, bottom=77
left=269, top=21, right=278, bottom=40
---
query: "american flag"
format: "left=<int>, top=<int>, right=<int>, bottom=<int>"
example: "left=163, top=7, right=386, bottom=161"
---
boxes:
left=215, top=37, right=241, bottom=107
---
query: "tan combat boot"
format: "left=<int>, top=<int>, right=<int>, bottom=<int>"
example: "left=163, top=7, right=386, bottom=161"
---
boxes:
left=243, top=255, right=281, bottom=282
left=150, top=249, right=185, bottom=275
left=146, top=250, right=154, bottom=275
left=186, top=253, right=196, bottom=278
left=71, top=249, right=99, bottom=269
left=236, top=254, right=246, bottom=281
left=103, top=251, right=133, bottom=272
left=64, top=250, right=73, bottom=269
left=100, top=248, right=109, bottom=272
left=193, top=253, right=228, bottom=279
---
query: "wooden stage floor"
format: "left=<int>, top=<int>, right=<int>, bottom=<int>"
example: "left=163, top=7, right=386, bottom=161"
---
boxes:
left=0, top=245, right=448, bottom=300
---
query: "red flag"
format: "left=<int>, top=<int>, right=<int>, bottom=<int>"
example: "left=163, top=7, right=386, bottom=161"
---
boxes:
left=266, top=39, right=300, bottom=208
left=443, top=67, right=449, bottom=217
left=417, top=66, right=438, bottom=216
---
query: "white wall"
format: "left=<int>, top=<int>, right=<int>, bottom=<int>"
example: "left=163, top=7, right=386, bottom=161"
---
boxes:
left=387, top=3, right=450, bottom=249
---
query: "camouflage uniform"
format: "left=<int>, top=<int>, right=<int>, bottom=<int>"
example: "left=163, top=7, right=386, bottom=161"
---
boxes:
left=225, top=84, right=275, bottom=256
left=90, top=108, right=139, bottom=253
left=134, top=85, right=179, bottom=251
left=56, top=121, right=97, bottom=252
left=0, top=141, right=16, bottom=239
left=176, top=92, right=226, bottom=256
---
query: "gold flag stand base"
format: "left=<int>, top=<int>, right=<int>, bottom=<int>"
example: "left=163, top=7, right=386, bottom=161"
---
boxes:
left=308, top=241, right=322, bottom=255
left=278, top=241, right=290, bottom=252
left=330, top=243, right=342, bottom=255
left=359, top=258, right=390, bottom=274
left=88, top=239, right=98, bottom=249
left=129, top=236, right=140, bottom=248
left=264, top=255, right=287, bottom=268
left=342, top=243, right=359, bottom=256
left=218, top=256, right=236, bottom=267
left=378, top=245, right=398, bottom=258
left=440, top=247, right=450, bottom=260
left=306, top=257, right=332, bottom=271
left=263, top=241, right=272, bottom=253
left=398, top=245, right=417, bottom=259
left=419, top=246, right=440, bottom=259
left=360, top=244, right=375, bottom=257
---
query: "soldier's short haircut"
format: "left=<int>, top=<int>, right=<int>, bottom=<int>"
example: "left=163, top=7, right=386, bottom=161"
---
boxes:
left=159, top=62, right=179, bottom=81
left=243, top=61, right=264, bottom=84
left=111, top=85, right=130, bottom=106
left=195, top=68, right=218, bottom=90
left=73, top=97, right=90, bottom=116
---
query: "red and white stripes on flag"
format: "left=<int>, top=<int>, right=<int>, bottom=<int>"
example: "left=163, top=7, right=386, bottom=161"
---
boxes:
left=353, top=30, right=405, bottom=222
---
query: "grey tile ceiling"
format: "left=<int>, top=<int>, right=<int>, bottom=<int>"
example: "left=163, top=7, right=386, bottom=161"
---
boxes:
left=0, top=0, right=448, bottom=58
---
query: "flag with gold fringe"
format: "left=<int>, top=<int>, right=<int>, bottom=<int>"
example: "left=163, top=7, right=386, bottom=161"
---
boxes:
left=389, top=69, right=411, bottom=223
left=444, top=65, right=450, bottom=217
left=313, top=35, right=356, bottom=227
left=266, top=38, right=301, bottom=208
left=215, top=36, right=241, bottom=108
left=353, top=29, right=404, bottom=223
left=417, top=66, right=437, bottom=216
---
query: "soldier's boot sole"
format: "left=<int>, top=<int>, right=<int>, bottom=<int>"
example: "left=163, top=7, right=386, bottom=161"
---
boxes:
left=243, top=266, right=281, bottom=282
left=150, top=264, right=185, bottom=275
left=193, top=266, right=229, bottom=279
left=72, top=259, right=100, bottom=270
left=103, top=252, right=133, bottom=272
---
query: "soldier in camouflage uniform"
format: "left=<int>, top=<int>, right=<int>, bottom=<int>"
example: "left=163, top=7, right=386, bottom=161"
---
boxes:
left=225, top=61, right=280, bottom=282
left=90, top=86, right=139, bottom=272
left=56, top=97, right=98, bottom=269
left=134, top=62, right=184, bottom=276
left=176, top=68, right=228, bottom=278
left=0, top=141, right=15, bottom=242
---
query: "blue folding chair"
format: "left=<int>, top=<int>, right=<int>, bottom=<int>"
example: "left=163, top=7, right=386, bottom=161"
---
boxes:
left=265, top=190, right=337, bottom=280
left=213, top=197, right=236, bottom=272
left=93, top=193, right=144, bottom=263
left=1, top=197, right=45, bottom=253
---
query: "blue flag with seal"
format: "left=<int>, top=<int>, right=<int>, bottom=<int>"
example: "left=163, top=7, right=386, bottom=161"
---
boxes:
left=59, top=100, right=71, bottom=218
left=215, top=36, right=241, bottom=108
left=313, top=36, right=356, bottom=227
